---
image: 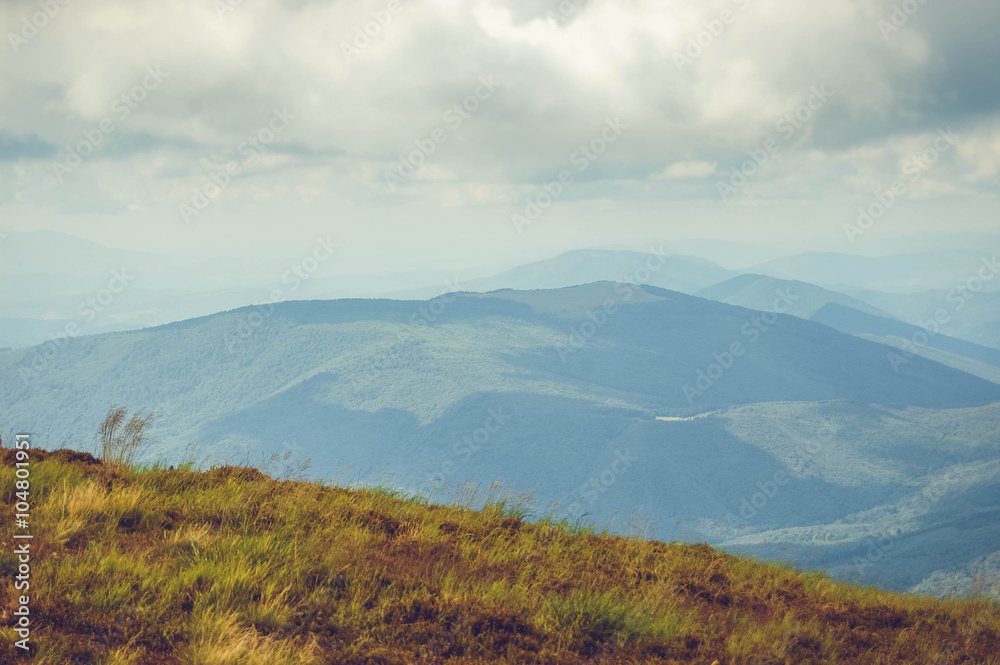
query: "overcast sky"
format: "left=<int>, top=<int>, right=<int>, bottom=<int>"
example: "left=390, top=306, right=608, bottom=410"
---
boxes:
left=1, top=0, right=998, bottom=270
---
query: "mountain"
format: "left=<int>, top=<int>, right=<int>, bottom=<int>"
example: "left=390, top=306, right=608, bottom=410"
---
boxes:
left=697, top=273, right=895, bottom=318
left=0, top=231, right=476, bottom=348
left=858, top=335, right=1000, bottom=385
left=847, top=287, right=1000, bottom=350
left=618, top=238, right=788, bottom=270
left=747, top=251, right=1000, bottom=292
left=451, top=249, right=736, bottom=296
left=699, top=274, right=1000, bottom=377
left=809, top=303, right=1000, bottom=370
left=2, top=283, right=999, bottom=595
left=9, top=449, right=999, bottom=665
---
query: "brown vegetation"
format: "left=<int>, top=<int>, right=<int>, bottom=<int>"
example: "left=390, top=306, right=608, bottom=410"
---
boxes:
left=1, top=448, right=998, bottom=664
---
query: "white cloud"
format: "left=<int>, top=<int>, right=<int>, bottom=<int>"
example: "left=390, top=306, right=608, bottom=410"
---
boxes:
left=0, top=0, right=997, bottom=256
left=651, top=160, right=718, bottom=180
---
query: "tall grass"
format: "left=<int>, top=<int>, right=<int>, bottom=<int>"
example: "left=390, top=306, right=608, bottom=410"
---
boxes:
left=1, top=448, right=998, bottom=664
left=98, top=406, right=155, bottom=466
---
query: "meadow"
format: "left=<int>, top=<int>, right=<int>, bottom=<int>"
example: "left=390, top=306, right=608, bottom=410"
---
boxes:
left=2, top=447, right=998, bottom=664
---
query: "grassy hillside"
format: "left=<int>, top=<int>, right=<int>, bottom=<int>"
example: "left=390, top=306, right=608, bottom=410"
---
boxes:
left=3, top=449, right=998, bottom=664
left=3, top=284, right=1000, bottom=597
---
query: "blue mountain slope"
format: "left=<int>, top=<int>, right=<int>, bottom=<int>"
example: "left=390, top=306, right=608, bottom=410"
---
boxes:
left=3, top=283, right=999, bottom=445
left=810, top=302, right=1000, bottom=368
left=697, top=273, right=895, bottom=318
left=507, top=285, right=1000, bottom=411
left=2, top=283, right=999, bottom=594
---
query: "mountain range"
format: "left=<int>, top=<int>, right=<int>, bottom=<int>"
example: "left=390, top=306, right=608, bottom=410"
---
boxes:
left=2, top=281, right=999, bottom=596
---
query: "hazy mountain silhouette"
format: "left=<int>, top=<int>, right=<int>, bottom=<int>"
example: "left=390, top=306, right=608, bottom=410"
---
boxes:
left=2, top=283, right=998, bottom=592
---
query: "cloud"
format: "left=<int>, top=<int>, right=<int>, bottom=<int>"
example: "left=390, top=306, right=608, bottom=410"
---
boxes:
left=0, top=0, right=997, bottom=222
left=0, top=133, right=58, bottom=161
left=650, top=161, right=718, bottom=180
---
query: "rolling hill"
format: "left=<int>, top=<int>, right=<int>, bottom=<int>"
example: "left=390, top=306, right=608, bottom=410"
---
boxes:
left=697, top=273, right=895, bottom=318
left=4, top=449, right=999, bottom=664
left=847, top=287, right=1000, bottom=351
left=1, top=283, right=999, bottom=595
left=698, top=274, right=1000, bottom=380
left=809, top=303, right=1000, bottom=370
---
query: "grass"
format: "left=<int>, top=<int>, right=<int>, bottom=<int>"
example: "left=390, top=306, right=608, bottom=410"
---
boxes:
left=2, top=448, right=999, bottom=664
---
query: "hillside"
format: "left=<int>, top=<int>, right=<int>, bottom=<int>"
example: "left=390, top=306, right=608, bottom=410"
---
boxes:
left=697, top=274, right=894, bottom=319
left=855, top=334, right=1000, bottom=384
left=810, top=303, right=1000, bottom=370
left=847, top=287, right=1000, bottom=351
left=2, top=448, right=999, bottom=664
left=697, top=275, right=1000, bottom=379
left=2, top=283, right=1000, bottom=596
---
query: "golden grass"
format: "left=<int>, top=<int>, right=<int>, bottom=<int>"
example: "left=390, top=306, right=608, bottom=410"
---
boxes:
left=1, top=448, right=998, bottom=664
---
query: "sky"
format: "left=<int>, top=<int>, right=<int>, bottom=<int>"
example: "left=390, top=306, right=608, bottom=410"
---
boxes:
left=1, top=0, right=999, bottom=270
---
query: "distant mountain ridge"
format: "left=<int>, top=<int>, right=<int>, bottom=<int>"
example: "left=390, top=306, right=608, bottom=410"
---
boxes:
left=748, top=250, right=1000, bottom=292
left=697, top=273, right=895, bottom=318
left=846, top=287, right=1000, bottom=351
left=810, top=302, right=1000, bottom=369
left=455, top=249, right=735, bottom=295
left=2, top=283, right=999, bottom=594
left=697, top=274, right=1000, bottom=380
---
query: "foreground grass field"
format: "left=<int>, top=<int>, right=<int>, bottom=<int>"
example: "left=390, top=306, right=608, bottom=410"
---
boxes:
left=2, top=448, right=999, bottom=664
